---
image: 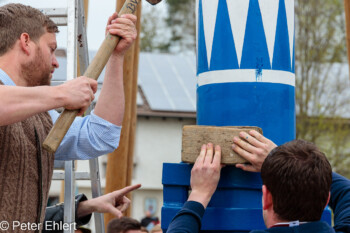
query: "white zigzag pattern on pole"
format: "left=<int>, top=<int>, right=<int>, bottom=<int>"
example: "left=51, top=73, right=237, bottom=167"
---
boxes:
left=201, top=0, right=294, bottom=68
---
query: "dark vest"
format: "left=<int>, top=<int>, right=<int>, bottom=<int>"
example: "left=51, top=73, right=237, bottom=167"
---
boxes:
left=0, top=81, right=54, bottom=232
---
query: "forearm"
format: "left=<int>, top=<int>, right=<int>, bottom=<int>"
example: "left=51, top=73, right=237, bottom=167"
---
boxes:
left=53, top=111, right=121, bottom=160
left=94, top=54, right=125, bottom=126
left=0, top=85, right=64, bottom=125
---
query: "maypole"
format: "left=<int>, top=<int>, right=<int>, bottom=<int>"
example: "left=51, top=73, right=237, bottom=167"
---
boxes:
left=162, top=0, right=330, bottom=231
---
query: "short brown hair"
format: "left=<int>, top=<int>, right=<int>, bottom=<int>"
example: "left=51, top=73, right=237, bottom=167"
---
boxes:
left=261, top=140, right=332, bottom=222
left=107, top=217, right=141, bottom=233
left=0, top=3, right=58, bottom=55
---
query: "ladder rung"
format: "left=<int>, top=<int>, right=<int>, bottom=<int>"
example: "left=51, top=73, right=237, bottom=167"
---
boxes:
left=40, top=8, right=68, bottom=26
left=52, top=171, right=91, bottom=180
left=40, top=8, right=67, bottom=17
left=51, top=18, right=68, bottom=27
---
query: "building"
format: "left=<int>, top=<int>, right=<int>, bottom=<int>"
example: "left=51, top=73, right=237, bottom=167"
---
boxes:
left=49, top=50, right=197, bottom=230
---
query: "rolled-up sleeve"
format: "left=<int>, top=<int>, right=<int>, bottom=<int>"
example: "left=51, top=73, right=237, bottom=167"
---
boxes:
left=49, top=110, right=121, bottom=160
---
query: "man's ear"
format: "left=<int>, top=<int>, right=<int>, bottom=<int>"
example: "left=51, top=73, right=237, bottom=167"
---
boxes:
left=262, top=185, right=273, bottom=211
left=324, top=192, right=330, bottom=209
left=19, top=33, right=32, bottom=55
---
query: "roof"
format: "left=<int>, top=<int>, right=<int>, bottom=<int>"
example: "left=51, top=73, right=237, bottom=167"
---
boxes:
left=52, top=50, right=197, bottom=117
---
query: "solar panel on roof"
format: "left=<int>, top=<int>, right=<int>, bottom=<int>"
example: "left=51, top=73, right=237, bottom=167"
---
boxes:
left=52, top=50, right=197, bottom=113
left=139, top=53, right=196, bottom=112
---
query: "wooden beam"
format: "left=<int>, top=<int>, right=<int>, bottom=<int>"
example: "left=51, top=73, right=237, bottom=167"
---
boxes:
left=345, top=0, right=350, bottom=79
left=125, top=0, right=142, bottom=217
left=84, top=0, right=89, bottom=24
left=182, top=126, right=263, bottom=164
left=104, top=0, right=141, bottom=226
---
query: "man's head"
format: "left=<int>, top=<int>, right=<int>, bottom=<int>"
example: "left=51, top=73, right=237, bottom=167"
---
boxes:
left=0, top=3, right=59, bottom=86
left=261, top=140, right=332, bottom=225
left=0, top=3, right=58, bottom=56
left=107, top=217, right=142, bottom=233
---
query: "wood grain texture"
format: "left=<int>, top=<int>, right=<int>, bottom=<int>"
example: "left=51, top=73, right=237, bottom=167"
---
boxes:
left=104, top=0, right=141, bottom=225
left=125, top=1, right=142, bottom=217
left=181, top=126, right=263, bottom=164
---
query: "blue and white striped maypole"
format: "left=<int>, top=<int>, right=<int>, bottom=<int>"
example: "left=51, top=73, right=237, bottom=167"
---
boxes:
left=197, top=0, right=295, bottom=145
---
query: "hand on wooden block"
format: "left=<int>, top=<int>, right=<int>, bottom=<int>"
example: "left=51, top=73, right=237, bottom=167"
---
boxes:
left=233, top=130, right=277, bottom=172
left=188, top=143, right=223, bottom=208
left=181, top=126, right=263, bottom=165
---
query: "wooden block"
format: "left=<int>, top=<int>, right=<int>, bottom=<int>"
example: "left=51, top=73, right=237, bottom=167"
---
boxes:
left=181, top=125, right=263, bottom=164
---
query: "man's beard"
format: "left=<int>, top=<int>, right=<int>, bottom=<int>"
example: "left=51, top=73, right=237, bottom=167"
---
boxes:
left=21, top=47, right=51, bottom=87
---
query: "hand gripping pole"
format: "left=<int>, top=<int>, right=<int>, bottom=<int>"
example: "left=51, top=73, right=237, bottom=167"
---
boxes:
left=43, top=0, right=141, bottom=153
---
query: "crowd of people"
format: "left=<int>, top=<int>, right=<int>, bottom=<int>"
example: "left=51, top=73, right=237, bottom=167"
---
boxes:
left=0, top=2, right=349, bottom=233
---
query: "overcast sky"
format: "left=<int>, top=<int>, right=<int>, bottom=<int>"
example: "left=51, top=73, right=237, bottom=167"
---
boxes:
left=0, top=0, right=165, bottom=51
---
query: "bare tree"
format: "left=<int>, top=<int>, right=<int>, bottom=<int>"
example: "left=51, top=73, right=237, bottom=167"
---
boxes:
left=295, top=0, right=350, bottom=177
left=140, top=4, right=172, bottom=52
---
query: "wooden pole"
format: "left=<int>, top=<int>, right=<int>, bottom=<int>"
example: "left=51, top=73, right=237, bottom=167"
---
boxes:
left=104, top=0, right=141, bottom=225
left=345, top=0, right=350, bottom=79
left=84, top=0, right=89, bottom=24
left=125, top=1, right=142, bottom=217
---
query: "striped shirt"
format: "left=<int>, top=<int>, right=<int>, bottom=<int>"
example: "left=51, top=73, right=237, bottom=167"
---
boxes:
left=0, top=69, right=121, bottom=160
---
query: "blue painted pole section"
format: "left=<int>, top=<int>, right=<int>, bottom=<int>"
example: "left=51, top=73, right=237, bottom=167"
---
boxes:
left=197, top=0, right=295, bottom=145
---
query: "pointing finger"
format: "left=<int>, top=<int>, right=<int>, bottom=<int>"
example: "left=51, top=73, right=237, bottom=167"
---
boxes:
left=118, top=184, right=141, bottom=196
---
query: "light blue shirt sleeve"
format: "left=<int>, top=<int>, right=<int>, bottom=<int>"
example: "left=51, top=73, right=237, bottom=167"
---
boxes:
left=49, top=110, right=122, bottom=160
left=0, top=68, right=121, bottom=161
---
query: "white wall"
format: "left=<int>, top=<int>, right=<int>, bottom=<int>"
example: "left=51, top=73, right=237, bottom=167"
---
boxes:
left=131, top=117, right=195, bottom=220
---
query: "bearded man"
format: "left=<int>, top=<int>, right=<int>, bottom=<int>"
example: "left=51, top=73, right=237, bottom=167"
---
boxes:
left=0, top=3, right=137, bottom=232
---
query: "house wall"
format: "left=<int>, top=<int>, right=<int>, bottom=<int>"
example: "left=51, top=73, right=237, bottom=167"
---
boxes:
left=131, top=116, right=196, bottom=220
